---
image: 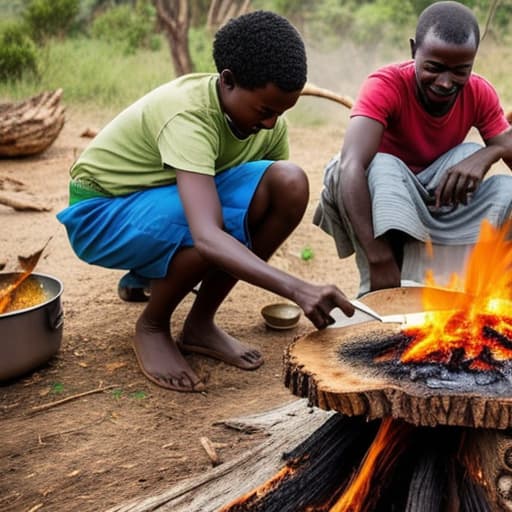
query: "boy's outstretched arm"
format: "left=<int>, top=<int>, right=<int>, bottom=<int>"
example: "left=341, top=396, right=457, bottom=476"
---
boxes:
left=176, top=169, right=354, bottom=329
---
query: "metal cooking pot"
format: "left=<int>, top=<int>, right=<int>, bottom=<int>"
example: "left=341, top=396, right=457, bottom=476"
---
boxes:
left=0, top=272, right=64, bottom=381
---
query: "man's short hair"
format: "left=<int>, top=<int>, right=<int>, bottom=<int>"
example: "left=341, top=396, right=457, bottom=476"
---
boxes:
left=415, top=1, right=480, bottom=48
left=213, top=10, right=307, bottom=92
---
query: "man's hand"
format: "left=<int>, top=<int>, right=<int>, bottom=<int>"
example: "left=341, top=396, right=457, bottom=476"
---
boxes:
left=434, top=147, right=503, bottom=208
left=435, top=162, right=484, bottom=208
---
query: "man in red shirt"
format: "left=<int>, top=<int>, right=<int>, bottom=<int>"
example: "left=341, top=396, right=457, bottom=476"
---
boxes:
left=314, top=0, right=512, bottom=296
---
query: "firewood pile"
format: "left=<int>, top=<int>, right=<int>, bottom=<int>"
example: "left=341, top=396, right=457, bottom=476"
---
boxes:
left=0, top=89, right=65, bottom=157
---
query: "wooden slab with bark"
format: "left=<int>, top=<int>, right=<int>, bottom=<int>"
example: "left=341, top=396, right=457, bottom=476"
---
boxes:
left=106, top=400, right=334, bottom=512
left=284, top=287, right=512, bottom=430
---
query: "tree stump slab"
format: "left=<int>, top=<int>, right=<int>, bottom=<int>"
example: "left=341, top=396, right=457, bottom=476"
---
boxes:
left=285, top=287, right=512, bottom=430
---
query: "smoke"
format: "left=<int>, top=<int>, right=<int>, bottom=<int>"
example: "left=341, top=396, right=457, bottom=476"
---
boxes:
left=295, top=38, right=405, bottom=125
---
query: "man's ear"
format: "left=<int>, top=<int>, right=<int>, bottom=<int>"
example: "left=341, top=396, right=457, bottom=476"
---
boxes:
left=219, top=69, right=236, bottom=90
left=410, top=38, right=416, bottom=59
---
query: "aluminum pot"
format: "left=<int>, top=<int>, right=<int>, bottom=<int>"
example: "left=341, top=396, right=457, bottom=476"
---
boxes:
left=0, top=272, right=64, bottom=381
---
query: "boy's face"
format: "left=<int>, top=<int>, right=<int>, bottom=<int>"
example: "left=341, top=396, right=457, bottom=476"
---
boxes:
left=218, top=71, right=301, bottom=139
left=411, top=29, right=477, bottom=116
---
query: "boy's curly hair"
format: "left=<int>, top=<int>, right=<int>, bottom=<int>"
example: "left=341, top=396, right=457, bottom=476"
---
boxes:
left=416, top=1, right=480, bottom=48
left=213, top=10, right=307, bottom=92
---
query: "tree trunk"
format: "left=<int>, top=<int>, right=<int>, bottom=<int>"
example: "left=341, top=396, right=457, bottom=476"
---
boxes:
left=206, top=0, right=252, bottom=32
left=154, top=0, right=194, bottom=76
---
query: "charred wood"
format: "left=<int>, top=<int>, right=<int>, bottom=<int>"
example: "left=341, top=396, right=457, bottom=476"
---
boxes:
left=221, top=414, right=379, bottom=511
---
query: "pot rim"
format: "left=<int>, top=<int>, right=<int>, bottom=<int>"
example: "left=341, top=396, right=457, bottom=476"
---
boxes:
left=0, top=272, right=64, bottom=319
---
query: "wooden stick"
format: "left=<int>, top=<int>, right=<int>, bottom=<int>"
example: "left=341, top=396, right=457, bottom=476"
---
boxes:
left=0, top=175, right=26, bottom=191
left=300, top=83, right=354, bottom=109
left=200, top=436, right=222, bottom=467
left=0, top=193, right=50, bottom=212
left=29, top=384, right=118, bottom=414
left=27, top=504, right=44, bottom=512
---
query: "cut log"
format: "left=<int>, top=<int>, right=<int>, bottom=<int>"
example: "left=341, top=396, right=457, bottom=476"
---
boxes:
left=0, top=89, right=65, bottom=157
left=106, top=400, right=335, bottom=512
left=284, top=287, right=512, bottom=429
left=285, top=324, right=512, bottom=429
left=464, top=427, right=512, bottom=511
left=107, top=402, right=503, bottom=512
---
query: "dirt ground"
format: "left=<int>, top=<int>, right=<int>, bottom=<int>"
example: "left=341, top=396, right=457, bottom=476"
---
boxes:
left=0, top=106, right=361, bottom=512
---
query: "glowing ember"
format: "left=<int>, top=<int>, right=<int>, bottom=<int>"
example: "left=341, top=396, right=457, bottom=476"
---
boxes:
left=400, top=220, right=512, bottom=370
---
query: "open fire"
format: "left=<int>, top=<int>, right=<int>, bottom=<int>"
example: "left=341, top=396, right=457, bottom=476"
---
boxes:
left=273, top=219, right=512, bottom=511
left=394, top=220, right=512, bottom=371
left=220, top=220, right=512, bottom=511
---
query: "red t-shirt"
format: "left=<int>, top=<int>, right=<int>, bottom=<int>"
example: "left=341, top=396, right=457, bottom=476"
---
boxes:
left=351, top=61, right=510, bottom=173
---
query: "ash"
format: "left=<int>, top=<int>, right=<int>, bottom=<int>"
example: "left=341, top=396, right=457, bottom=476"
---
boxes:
left=340, top=333, right=512, bottom=395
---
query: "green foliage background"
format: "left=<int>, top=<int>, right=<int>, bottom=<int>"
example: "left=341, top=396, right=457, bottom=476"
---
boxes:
left=0, top=0, right=511, bottom=119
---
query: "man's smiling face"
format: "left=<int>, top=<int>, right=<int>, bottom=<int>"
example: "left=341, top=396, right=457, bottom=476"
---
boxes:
left=412, top=29, right=477, bottom=116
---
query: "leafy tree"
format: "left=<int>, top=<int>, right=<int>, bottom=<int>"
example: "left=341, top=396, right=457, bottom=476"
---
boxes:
left=0, top=21, right=38, bottom=81
left=91, top=0, right=160, bottom=53
left=22, top=0, right=80, bottom=42
left=154, top=0, right=251, bottom=76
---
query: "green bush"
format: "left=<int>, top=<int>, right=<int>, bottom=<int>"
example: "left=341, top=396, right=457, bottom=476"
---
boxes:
left=91, top=0, right=159, bottom=54
left=23, top=0, right=80, bottom=42
left=0, top=21, right=38, bottom=81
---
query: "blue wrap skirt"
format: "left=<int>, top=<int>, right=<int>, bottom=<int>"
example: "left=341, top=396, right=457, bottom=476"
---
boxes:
left=57, top=160, right=273, bottom=279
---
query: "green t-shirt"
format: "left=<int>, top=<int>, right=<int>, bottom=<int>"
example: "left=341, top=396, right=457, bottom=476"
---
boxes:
left=69, top=73, right=289, bottom=203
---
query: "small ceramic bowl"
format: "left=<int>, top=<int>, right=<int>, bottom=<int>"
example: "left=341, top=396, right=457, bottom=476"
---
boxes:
left=261, top=303, right=301, bottom=330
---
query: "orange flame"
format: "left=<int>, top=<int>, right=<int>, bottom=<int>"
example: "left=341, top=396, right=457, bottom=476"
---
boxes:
left=329, top=418, right=413, bottom=512
left=401, top=220, right=512, bottom=367
left=219, top=465, right=296, bottom=511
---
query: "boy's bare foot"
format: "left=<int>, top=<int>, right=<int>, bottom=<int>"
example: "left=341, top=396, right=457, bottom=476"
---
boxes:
left=179, top=321, right=263, bottom=370
left=134, top=318, right=205, bottom=392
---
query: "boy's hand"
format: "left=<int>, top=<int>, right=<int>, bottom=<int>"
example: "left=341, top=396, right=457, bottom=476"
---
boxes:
left=297, top=284, right=355, bottom=330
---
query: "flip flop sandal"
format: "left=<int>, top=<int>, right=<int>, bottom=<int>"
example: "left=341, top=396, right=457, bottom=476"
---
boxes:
left=176, top=340, right=264, bottom=370
left=118, top=271, right=151, bottom=302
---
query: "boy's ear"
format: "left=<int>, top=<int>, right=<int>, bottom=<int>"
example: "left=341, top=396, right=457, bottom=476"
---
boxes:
left=410, top=38, right=417, bottom=58
left=219, top=69, right=236, bottom=90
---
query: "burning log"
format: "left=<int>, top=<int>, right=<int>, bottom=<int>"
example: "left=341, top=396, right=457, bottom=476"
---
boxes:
left=284, top=315, right=512, bottom=429
left=0, top=89, right=65, bottom=157
left=106, top=398, right=512, bottom=511
left=220, top=417, right=500, bottom=511
left=286, top=222, right=512, bottom=429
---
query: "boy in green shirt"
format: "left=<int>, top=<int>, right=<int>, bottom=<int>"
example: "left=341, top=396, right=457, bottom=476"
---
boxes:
left=58, top=11, right=355, bottom=392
